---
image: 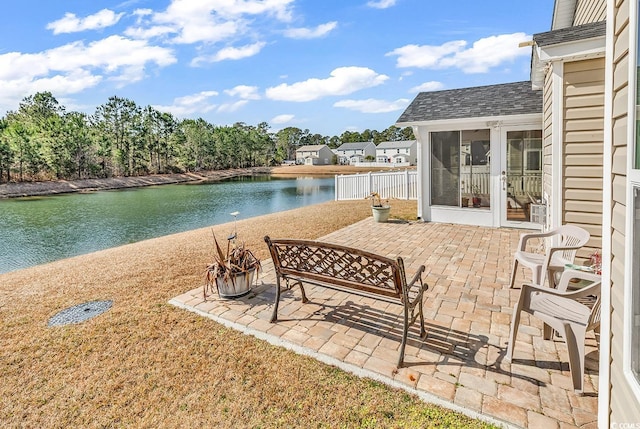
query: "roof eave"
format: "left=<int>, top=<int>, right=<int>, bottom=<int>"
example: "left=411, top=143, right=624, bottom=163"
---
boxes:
left=530, top=35, right=605, bottom=88
left=396, top=113, right=542, bottom=130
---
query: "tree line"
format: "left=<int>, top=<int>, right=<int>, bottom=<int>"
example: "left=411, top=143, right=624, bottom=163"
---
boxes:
left=0, top=92, right=415, bottom=183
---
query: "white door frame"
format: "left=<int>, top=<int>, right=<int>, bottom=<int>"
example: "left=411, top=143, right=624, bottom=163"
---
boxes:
left=499, top=124, right=543, bottom=229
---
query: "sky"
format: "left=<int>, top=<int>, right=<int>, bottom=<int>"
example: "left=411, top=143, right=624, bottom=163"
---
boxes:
left=0, top=0, right=555, bottom=137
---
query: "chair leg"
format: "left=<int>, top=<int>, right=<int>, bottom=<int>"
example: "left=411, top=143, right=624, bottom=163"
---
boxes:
left=509, top=259, right=519, bottom=289
left=543, top=323, right=554, bottom=340
left=563, top=325, right=586, bottom=394
left=506, top=306, right=522, bottom=360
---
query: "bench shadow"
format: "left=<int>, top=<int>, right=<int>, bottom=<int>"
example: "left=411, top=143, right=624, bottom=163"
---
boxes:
left=248, top=283, right=599, bottom=389
left=267, top=288, right=554, bottom=387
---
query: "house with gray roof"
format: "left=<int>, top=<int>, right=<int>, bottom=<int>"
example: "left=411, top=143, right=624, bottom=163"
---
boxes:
left=397, top=81, right=543, bottom=228
left=375, top=140, right=417, bottom=165
left=295, top=144, right=334, bottom=165
left=335, top=142, right=376, bottom=165
left=398, top=0, right=640, bottom=424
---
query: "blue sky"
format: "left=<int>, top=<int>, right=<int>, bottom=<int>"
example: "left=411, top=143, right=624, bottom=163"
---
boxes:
left=0, top=0, right=554, bottom=137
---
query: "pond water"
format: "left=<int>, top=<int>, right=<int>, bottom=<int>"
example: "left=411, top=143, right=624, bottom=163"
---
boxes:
left=0, top=175, right=334, bottom=274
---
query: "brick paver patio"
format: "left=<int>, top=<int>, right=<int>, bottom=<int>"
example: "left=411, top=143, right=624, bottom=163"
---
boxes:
left=170, top=219, right=599, bottom=429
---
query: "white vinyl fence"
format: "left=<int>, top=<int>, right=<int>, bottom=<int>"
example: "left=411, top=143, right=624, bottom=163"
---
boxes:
left=335, top=170, right=418, bottom=201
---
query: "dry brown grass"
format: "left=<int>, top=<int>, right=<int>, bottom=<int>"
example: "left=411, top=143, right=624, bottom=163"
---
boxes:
left=0, top=198, right=495, bottom=428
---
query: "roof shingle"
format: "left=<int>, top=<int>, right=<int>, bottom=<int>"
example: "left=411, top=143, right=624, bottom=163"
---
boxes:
left=396, top=81, right=542, bottom=124
left=533, top=20, right=606, bottom=47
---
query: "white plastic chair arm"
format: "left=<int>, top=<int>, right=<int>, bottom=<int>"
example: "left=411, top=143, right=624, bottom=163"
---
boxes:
left=522, top=278, right=600, bottom=299
left=517, top=230, right=557, bottom=251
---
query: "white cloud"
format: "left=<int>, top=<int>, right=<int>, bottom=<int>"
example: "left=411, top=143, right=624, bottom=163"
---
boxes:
left=386, top=40, right=465, bottom=69
left=367, top=0, right=397, bottom=9
left=214, top=42, right=266, bottom=61
left=224, top=85, right=261, bottom=100
left=192, top=42, right=266, bottom=65
left=127, top=0, right=295, bottom=45
left=0, top=35, right=176, bottom=113
left=284, top=22, right=337, bottom=39
left=266, top=67, right=389, bottom=102
left=217, top=100, right=249, bottom=113
left=387, top=33, right=531, bottom=74
left=333, top=98, right=410, bottom=113
left=409, top=81, right=444, bottom=93
left=153, top=90, right=219, bottom=116
left=47, top=9, right=124, bottom=34
left=271, top=114, right=294, bottom=124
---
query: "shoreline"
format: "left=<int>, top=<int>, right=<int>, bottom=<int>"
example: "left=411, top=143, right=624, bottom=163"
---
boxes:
left=0, top=167, right=271, bottom=199
left=0, top=164, right=404, bottom=199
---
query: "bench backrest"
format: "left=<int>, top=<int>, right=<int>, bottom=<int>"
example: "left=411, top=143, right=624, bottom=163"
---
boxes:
left=264, top=236, right=405, bottom=299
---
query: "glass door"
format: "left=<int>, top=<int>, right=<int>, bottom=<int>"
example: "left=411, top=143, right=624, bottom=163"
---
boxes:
left=501, top=130, right=542, bottom=228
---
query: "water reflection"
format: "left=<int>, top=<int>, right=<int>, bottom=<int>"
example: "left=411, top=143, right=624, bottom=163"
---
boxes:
left=0, top=176, right=334, bottom=274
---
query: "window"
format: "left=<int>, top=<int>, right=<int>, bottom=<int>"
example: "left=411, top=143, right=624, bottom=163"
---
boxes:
left=431, top=129, right=490, bottom=208
left=631, top=0, right=640, bottom=388
left=632, top=189, right=640, bottom=382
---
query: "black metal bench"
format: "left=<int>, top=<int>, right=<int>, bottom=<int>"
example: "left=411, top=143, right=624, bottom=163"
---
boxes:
left=264, top=236, right=428, bottom=367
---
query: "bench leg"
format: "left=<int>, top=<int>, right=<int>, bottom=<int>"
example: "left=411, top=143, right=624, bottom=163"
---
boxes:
left=291, top=280, right=308, bottom=303
left=398, top=306, right=410, bottom=368
left=418, top=297, right=426, bottom=338
left=270, top=276, right=282, bottom=323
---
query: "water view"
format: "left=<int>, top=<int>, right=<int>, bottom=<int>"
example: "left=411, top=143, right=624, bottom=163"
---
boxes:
left=0, top=175, right=334, bottom=274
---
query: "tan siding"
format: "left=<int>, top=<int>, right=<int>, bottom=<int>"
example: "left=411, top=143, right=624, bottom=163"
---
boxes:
left=564, top=132, right=604, bottom=144
left=574, top=0, right=606, bottom=25
left=565, top=188, right=602, bottom=201
left=562, top=59, right=604, bottom=256
left=564, top=177, right=602, bottom=189
left=612, top=201, right=627, bottom=238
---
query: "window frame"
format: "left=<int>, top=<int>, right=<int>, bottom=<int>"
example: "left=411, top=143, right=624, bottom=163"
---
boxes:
left=430, top=129, right=491, bottom=208
left=624, top=0, right=640, bottom=399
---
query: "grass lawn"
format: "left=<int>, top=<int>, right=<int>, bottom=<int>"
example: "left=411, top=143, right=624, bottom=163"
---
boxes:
left=0, top=198, right=497, bottom=428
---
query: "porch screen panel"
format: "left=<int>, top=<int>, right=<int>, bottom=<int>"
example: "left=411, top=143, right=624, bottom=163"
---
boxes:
left=461, top=130, right=491, bottom=208
left=431, top=131, right=460, bottom=206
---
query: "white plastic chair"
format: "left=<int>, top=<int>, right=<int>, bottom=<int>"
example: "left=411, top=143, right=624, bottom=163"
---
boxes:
left=506, top=269, right=602, bottom=393
left=509, top=225, right=590, bottom=288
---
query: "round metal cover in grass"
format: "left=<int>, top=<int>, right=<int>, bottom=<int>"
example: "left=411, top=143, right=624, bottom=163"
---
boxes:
left=48, top=300, right=113, bottom=327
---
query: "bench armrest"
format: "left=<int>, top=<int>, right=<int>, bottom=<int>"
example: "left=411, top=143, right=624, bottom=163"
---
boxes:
left=406, top=265, right=427, bottom=304
left=407, top=265, right=426, bottom=289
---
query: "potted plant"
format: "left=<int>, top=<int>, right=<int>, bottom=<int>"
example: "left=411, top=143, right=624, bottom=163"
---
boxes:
left=472, top=185, right=482, bottom=208
left=460, top=181, right=469, bottom=207
left=203, top=213, right=261, bottom=299
left=368, top=192, right=391, bottom=222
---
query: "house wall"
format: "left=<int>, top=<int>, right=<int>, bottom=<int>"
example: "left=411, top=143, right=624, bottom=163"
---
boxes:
left=562, top=58, right=605, bottom=259
left=318, top=147, right=334, bottom=164
left=608, top=0, right=640, bottom=423
left=574, top=0, right=607, bottom=25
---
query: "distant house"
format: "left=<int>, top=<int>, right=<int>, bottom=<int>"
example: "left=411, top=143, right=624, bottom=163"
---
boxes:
left=375, top=140, right=417, bottom=165
left=335, top=142, right=376, bottom=164
left=295, top=145, right=333, bottom=165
